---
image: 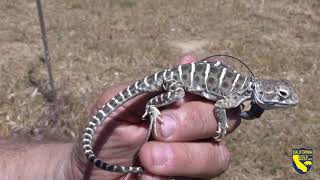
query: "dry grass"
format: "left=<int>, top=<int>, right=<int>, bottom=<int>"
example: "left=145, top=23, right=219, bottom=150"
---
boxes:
left=0, top=0, right=319, bottom=179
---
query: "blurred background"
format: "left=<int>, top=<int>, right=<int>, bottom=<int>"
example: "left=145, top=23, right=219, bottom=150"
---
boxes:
left=0, top=0, right=319, bottom=179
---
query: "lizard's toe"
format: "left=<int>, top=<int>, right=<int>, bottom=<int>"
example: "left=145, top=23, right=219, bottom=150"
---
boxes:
left=213, top=134, right=223, bottom=141
left=214, top=122, right=226, bottom=141
left=142, top=111, right=149, bottom=120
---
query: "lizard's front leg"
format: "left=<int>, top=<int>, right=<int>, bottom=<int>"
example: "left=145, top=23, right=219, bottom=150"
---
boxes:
left=214, top=97, right=244, bottom=141
left=214, top=102, right=228, bottom=141
left=142, top=79, right=185, bottom=141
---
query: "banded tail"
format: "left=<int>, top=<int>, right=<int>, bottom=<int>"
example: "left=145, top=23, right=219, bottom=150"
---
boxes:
left=82, top=81, right=146, bottom=173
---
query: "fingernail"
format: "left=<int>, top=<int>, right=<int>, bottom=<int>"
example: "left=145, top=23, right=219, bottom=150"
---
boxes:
left=160, top=115, right=176, bottom=138
left=152, top=144, right=172, bottom=166
left=217, top=143, right=230, bottom=171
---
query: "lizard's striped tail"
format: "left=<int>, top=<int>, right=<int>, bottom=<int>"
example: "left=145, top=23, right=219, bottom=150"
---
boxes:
left=82, top=81, right=145, bottom=173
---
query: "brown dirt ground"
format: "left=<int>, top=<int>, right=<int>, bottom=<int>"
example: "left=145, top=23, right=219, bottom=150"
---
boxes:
left=0, top=0, right=319, bottom=179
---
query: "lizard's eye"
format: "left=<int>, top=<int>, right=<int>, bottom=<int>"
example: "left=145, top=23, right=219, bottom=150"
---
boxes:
left=278, top=89, right=289, bottom=99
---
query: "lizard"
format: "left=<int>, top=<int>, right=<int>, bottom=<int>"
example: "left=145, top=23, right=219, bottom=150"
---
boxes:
left=82, top=55, right=298, bottom=174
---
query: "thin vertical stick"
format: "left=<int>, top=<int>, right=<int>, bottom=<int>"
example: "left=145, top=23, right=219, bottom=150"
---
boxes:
left=36, top=0, right=56, bottom=99
left=36, top=0, right=57, bottom=122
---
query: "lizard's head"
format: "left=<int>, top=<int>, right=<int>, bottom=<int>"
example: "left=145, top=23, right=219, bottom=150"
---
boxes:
left=253, top=79, right=298, bottom=109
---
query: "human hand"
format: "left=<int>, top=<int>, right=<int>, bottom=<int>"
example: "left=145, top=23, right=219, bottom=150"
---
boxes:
left=71, top=55, right=241, bottom=180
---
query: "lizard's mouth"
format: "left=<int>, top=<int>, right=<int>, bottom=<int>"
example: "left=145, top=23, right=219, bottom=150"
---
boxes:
left=280, top=99, right=298, bottom=107
left=262, top=98, right=298, bottom=108
left=254, top=97, right=298, bottom=109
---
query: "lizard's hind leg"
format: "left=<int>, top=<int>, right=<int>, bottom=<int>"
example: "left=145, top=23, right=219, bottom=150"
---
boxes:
left=142, top=79, right=185, bottom=141
left=124, top=79, right=185, bottom=178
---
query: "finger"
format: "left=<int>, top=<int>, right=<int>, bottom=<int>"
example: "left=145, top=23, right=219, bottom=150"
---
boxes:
left=137, top=173, right=167, bottom=180
left=139, top=141, right=230, bottom=178
left=155, top=101, right=240, bottom=141
left=138, top=173, right=201, bottom=180
left=175, top=54, right=198, bottom=65
left=91, top=120, right=146, bottom=164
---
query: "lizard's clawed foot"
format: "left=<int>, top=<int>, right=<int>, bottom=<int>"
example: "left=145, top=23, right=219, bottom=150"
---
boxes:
left=142, top=106, right=162, bottom=138
left=213, top=121, right=228, bottom=141
left=142, top=106, right=161, bottom=121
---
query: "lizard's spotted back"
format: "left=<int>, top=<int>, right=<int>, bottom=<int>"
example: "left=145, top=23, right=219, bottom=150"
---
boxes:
left=167, top=61, right=251, bottom=99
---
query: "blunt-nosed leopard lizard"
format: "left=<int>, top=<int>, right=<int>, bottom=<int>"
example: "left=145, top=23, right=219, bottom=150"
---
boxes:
left=82, top=55, right=298, bottom=174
